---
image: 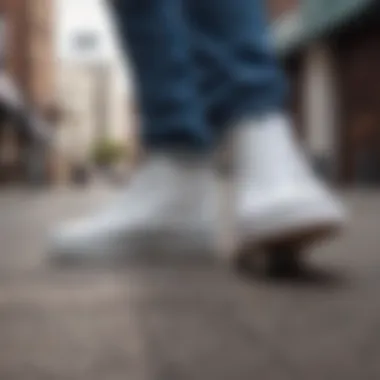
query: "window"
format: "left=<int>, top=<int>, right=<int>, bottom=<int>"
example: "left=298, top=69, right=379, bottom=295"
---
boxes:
left=73, top=32, right=100, bottom=53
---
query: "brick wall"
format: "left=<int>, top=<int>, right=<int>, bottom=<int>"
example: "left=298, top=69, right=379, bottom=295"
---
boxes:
left=0, top=0, right=55, bottom=184
left=27, top=0, right=55, bottom=110
left=267, top=0, right=299, bottom=20
left=0, top=0, right=55, bottom=110
left=0, top=0, right=28, bottom=90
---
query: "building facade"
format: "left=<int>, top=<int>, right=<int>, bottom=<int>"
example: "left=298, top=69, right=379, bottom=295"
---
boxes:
left=0, top=0, right=56, bottom=185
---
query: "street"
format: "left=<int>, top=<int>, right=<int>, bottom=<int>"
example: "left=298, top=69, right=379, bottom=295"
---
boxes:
left=0, top=188, right=380, bottom=379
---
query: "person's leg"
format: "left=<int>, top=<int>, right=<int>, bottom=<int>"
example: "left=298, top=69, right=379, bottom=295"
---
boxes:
left=187, top=0, right=286, bottom=132
left=111, top=0, right=212, bottom=151
left=50, top=0, right=218, bottom=262
left=186, top=0, right=345, bottom=258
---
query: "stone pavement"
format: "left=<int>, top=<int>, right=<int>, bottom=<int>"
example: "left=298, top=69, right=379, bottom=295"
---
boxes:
left=0, top=187, right=380, bottom=379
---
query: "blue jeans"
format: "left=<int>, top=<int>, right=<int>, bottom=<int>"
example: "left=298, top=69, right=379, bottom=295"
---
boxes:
left=111, top=0, right=287, bottom=151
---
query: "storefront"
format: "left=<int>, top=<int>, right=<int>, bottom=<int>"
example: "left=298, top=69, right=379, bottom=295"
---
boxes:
left=274, top=0, right=380, bottom=186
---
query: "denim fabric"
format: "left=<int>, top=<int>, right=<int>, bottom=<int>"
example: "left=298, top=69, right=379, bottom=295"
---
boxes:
left=110, top=0, right=287, bottom=151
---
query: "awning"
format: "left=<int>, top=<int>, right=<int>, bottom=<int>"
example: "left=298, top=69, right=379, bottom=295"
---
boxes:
left=303, top=0, right=375, bottom=36
left=273, top=0, right=377, bottom=57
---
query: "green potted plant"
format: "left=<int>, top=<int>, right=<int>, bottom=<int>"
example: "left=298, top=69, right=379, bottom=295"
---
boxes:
left=92, top=139, right=128, bottom=167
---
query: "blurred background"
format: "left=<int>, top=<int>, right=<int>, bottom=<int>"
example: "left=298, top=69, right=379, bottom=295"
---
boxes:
left=1, top=0, right=380, bottom=188
left=0, top=1, right=380, bottom=379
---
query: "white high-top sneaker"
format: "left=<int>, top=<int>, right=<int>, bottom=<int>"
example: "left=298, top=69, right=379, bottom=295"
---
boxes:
left=231, top=113, right=346, bottom=252
left=50, top=153, right=218, bottom=264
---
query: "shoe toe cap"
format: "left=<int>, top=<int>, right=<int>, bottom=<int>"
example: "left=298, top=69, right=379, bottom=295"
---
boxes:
left=49, top=221, right=99, bottom=263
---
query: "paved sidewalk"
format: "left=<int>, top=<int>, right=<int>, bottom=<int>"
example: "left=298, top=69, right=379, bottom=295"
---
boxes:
left=0, top=188, right=379, bottom=380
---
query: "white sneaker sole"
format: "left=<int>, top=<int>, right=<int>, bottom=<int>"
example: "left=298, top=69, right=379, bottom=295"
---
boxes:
left=236, top=196, right=346, bottom=257
left=50, top=227, right=217, bottom=267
